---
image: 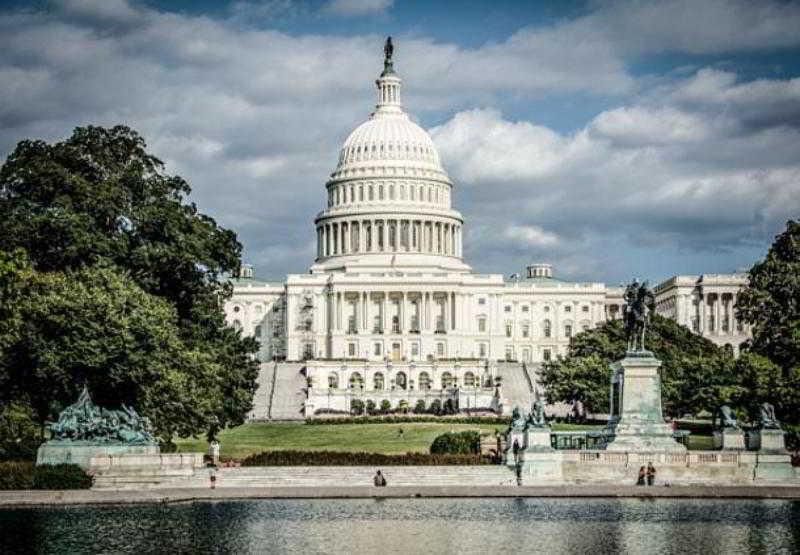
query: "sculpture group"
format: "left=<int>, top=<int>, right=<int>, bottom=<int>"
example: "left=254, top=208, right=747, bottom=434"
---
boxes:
left=623, top=279, right=654, bottom=352
left=47, top=386, right=155, bottom=444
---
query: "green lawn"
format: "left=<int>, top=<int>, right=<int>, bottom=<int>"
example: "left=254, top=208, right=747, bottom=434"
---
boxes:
left=174, top=421, right=712, bottom=460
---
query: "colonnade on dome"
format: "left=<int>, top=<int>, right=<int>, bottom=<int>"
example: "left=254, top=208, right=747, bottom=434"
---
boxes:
left=316, top=218, right=463, bottom=259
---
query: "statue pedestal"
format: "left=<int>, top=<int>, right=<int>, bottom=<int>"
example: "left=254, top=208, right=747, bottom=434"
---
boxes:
left=523, top=426, right=554, bottom=452
left=713, top=429, right=746, bottom=450
left=504, top=429, right=525, bottom=467
left=606, top=352, right=686, bottom=452
left=751, top=429, right=787, bottom=453
left=36, top=441, right=159, bottom=470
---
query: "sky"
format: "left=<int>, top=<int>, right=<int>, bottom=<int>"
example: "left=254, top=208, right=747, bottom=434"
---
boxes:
left=1, top=0, right=799, bottom=285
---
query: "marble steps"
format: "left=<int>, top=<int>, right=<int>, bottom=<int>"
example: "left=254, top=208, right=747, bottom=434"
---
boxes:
left=268, top=363, right=307, bottom=420
left=247, top=362, right=276, bottom=420
left=495, top=362, right=534, bottom=412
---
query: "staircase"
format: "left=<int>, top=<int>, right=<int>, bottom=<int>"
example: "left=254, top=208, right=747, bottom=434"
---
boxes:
left=268, top=362, right=307, bottom=420
left=495, top=362, right=534, bottom=412
left=213, top=465, right=517, bottom=488
left=247, top=362, right=275, bottom=420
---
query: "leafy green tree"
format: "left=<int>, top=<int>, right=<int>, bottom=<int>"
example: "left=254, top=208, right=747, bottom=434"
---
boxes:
left=539, top=315, right=727, bottom=417
left=0, top=126, right=258, bottom=440
left=429, top=399, right=442, bottom=415
left=379, top=400, right=392, bottom=414
left=0, top=402, right=41, bottom=461
left=737, top=221, right=800, bottom=369
left=350, top=399, right=364, bottom=416
left=413, top=399, right=427, bottom=414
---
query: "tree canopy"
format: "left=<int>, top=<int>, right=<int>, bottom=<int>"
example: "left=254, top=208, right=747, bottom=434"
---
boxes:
left=0, top=126, right=258, bottom=440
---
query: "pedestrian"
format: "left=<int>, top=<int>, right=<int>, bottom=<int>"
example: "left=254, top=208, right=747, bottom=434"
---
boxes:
left=209, top=467, right=217, bottom=490
left=374, top=470, right=387, bottom=487
left=512, top=438, right=521, bottom=464
left=209, top=439, right=220, bottom=466
left=636, top=466, right=646, bottom=486
left=646, top=462, right=656, bottom=486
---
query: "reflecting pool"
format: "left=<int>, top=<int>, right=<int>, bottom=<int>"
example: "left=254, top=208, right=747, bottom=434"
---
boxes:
left=1, top=498, right=799, bottom=554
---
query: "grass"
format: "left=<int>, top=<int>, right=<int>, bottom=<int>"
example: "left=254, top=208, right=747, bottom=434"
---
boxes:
left=174, top=421, right=713, bottom=460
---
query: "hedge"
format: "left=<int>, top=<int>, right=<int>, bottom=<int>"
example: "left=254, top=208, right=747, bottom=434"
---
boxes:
left=241, top=450, right=494, bottom=466
left=430, top=431, right=481, bottom=455
left=306, top=415, right=511, bottom=426
left=0, top=462, right=92, bottom=490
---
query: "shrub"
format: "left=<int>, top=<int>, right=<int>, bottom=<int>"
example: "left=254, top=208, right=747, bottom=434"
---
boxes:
left=430, top=431, right=481, bottom=455
left=429, top=399, right=442, bottom=415
left=785, top=424, right=800, bottom=452
left=241, top=450, right=494, bottom=466
left=350, top=399, right=365, bottom=416
left=0, top=462, right=92, bottom=490
left=0, top=462, right=34, bottom=489
left=365, top=400, right=376, bottom=415
left=443, top=399, right=456, bottom=415
left=32, top=464, right=92, bottom=490
left=306, top=415, right=511, bottom=426
left=379, top=400, right=392, bottom=414
left=0, top=402, right=42, bottom=461
left=413, top=400, right=426, bottom=414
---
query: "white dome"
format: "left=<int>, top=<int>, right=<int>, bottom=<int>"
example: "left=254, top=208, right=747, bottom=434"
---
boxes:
left=336, top=112, right=444, bottom=173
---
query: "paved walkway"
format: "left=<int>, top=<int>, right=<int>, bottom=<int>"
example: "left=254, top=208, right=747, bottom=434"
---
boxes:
left=2, top=485, right=800, bottom=507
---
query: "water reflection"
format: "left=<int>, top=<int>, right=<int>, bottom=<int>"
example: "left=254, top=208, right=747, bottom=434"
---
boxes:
left=0, top=498, right=798, bottom=554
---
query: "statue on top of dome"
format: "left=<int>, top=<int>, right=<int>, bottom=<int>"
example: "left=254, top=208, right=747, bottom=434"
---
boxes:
left=384, top=36, right=394, bottom=61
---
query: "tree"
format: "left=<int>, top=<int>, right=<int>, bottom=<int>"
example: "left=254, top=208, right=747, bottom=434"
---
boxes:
left=379, top=400, right=392, bottom=414
left=737, top=220, right=800, bottom=371
left=539, top=315, right=728, bottom=417
left=413, top=399, right=426, bottom=414
left=0, top=126, right=259, bottom=439
left=0, top=262, right=257, bottom=439
left=350, top=399, right=364, bottom=416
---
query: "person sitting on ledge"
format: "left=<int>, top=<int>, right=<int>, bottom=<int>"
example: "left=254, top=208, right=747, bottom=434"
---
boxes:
left=636, top=466, right=646, bottom=486
left=646, top=462, right=656, bottom=486
left=374, top=470, right=387, bottom=487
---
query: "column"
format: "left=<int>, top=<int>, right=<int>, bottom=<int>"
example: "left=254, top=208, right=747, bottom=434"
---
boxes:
left=381, top=220, right=387, bottom=252
left=381, top=294, right=388, bottom=332
left=699, top=294, right=706, bottom=333
left=715, top=294, right=722, bottom=336
left=400, top=291, right=406, bottom=333
left=424, top=293, right=431, bottom=330
left=394, top=220, right=400, bottom=251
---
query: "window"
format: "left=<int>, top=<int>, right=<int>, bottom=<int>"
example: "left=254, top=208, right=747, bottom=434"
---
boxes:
left=505, top=323, right=513, bottom=338
left=349, top=372, right=363, bottom=389
left=522, top=305, right=529, bottom=312
left=522, top=324, right=530, bottom=338
left=565, top=305, right=572, bottom=313
left=418, top=372, right=431, bottom=390
left=254, top=325, right=262, bottom=338
left=543, top=349, right=552, bottom=362
left=233, top=306, right=241, bottom=313
left=582, top=305, right=590, bottom=313
left=478, top=317, right=486, bottom=333
left=411, top=343, right=419, bottom=357
left=436, top=342, right=445, bottom=357
left=565, top=324, right=573, bottom=338
left=464, top=372, right=476, bottom=387
left=328, top=373, right=339, bottom=389
left=505, top=346, right=514, bottom=361
left=374, top=343, right=382, bottom=357
left=478, top=342, right=487, bottom=358
left=504, top=305, right=512, bottom=313
left=348, top=343, right=356, bottom=357
left=373, top=372, right=384, bottom=390
left=441, top=372, right=453, bottom=388
left=543, top=320, right=552, bottom=338
left=478, top=298, right=486, bottom=305
left=543, top=306, right=550, bottom=313
left=395, top=372, right=407, bottom=390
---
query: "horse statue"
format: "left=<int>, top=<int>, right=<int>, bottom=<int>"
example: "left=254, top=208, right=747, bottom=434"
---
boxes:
left=623, top=279, right=655, bottom=352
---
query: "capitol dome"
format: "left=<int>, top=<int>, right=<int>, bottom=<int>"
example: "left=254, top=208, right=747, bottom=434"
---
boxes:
left=311, top=39, right=470, bottom=274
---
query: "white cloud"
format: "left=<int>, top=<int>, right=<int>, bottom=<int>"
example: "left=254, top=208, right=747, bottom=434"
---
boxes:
left=503, top=225, right=560, bottom=247
left=322, top=0, right=394, bottom=17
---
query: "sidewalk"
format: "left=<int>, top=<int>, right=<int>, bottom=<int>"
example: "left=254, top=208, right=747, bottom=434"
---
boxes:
left=2, top=485, right=800, bottom=507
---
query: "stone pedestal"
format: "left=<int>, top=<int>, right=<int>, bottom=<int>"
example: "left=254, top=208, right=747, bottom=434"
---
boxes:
left=523, top=426, right=554, bottom=452
left=751, top=429, right=787, bottom=453
left=606, top=352, right=686, bottom=452
left=713, top=429, right=746, bottom=450
left=36, top=441, right=159, bottom=470
left=504, top=429, right=525, bottom=467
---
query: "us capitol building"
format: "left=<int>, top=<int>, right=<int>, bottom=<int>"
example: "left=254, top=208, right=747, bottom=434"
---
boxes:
left=224, top=42, right=751, bottom=418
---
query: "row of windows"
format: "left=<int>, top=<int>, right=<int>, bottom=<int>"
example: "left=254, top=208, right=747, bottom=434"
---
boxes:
left=339, top=142, right=436, bottom=165
left=328, top=370, right=482, bottom=391
left=327, top=182, right=449, bottom=207
left=503, top=304, right=591, bottom=314
left=477, top=318, right=590, bottom=338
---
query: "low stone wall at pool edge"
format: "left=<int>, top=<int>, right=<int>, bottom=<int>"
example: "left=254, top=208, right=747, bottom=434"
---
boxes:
left=89, top=451, right=798, bottom=490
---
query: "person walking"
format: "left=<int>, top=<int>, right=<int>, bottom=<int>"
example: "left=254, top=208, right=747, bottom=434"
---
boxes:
left=373, top=470, right=387, bottom=487
left=646, top=462, right=656, bottom=486
left=636, top=466, right=646, bottom=486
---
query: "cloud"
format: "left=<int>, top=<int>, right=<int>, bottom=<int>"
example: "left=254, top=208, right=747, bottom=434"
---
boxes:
left=322, top=0, right=394, bottom=18
left=431, top=69, right=800, bottom=281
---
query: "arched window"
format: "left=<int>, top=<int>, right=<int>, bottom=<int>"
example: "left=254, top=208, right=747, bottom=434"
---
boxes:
left=254, top=325, right=262, bottom=338
left=418, top=372, right=431, bottom=390
left=379, top=185, right=384, bottom=200
left=369, top=185, right=374, bottom=201
left=359, top=185, right=364, bottom=201
left=441, top=372, right=453, bottom=388
left=395, top=371, right=407, bottom=390
left=389, top=184, right=395, bottom=200
left=373, top=372, right=384, bottom=390
left=464, top=371, right=476, bottom=387
left=349, top=372, right=363, bottom=389
left=328, top=373, right=339, bottom=389
left=543, top=319, right=552, bottom=338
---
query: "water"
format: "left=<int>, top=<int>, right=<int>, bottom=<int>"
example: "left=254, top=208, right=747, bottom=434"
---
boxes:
left=1, top=498, right=799, bottom=554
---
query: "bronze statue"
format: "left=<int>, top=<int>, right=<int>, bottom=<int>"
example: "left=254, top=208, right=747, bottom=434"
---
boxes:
left=759, top=402, right=780, bottom=430
left=623, top=279, right=654, bottom=352
left=47, top=385, right=156, bottom=444
left=510, top=406, right=526, bottom=430
left=527, top=399, right=547, bottom=428
left=384, top=36, right=393, bottom=61
left=715, top=405, right=740, bottom=430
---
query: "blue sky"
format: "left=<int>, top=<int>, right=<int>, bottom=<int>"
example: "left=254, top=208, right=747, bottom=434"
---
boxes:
left=1, top=0, right=799, bottom=284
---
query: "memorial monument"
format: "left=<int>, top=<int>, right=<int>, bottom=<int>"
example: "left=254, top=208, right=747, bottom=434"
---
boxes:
left=712, top=405, right=745, bottom=450
left=36, top=386, right=159, bottom=469
left=605, top=280, right=686, bottom=452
